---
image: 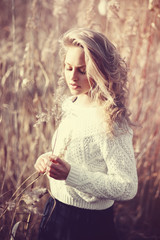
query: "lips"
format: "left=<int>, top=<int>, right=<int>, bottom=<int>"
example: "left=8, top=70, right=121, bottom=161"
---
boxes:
left=70, top=83, right=80, bottom=89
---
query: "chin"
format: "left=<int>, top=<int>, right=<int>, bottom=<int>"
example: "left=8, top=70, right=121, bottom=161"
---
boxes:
left=70, top=89, right=81, bottom=95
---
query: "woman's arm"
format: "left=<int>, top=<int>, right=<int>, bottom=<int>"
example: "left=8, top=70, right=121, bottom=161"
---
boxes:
left=65, top=131, right=138, bottom=201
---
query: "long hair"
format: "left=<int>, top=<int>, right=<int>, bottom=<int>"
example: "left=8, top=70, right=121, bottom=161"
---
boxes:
left=59, top=28, right=132, bottom=134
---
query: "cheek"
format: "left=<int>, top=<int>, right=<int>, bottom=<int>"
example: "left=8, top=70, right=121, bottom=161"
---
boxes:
left=81, top=79, right=91, bottom=92
left=84, top=77, right=91, bottom=88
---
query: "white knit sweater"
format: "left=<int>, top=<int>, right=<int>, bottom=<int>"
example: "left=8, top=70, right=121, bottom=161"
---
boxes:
left=48, top=97, right=138, bottom=210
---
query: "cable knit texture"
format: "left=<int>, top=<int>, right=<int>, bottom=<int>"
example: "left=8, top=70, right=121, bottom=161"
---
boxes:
left=48, top=97, right=138, bottom=210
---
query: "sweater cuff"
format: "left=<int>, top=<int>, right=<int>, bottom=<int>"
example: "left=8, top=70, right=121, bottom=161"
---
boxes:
left=65, top=164, right=81, bottom=187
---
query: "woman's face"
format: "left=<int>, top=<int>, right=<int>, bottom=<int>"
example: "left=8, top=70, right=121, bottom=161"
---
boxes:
left=64, top=46, right=91, bottom=96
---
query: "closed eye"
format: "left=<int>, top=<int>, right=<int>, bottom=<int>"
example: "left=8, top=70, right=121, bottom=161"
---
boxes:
left=79, top=68, right=86, bottom=74
left=64, top=63, right=86, bottom=74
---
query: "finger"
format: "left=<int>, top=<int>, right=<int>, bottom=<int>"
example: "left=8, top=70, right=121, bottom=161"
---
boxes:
left=46, top=160, right=57, bottom=169
left=35, top=165, right=45, bottom=173
left=35, top=160, right=46, bottom=173
left=38, top=164, right=46, bottom=173
left=49, top=155, right=58, bottom=163
left=55, top=158, right=69, bottom=168
left=41, top=158, right=47, bottom=168
left=39, top=164, right=46, bottom=173
left=55, top=157, right=63, bottom=164
left=47, top=167, right=58, bottom=178
left=55, top=158, right=69, bottom=170
left=47, top=163, right=59, bottom=174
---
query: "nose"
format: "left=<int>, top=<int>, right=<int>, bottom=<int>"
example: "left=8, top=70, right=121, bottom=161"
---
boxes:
left=71, top=68, right=78, bottom=81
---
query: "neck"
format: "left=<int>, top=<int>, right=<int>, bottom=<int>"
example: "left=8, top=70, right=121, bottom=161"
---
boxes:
left=74, top=94, right=96, bottom=107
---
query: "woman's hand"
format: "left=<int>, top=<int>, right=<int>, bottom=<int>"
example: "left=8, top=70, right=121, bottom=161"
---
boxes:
left=34, top=152, right=51, bottom=174
left=34, top=153, right=71, bottom=180
left=47, top=156, right=71, bottom=180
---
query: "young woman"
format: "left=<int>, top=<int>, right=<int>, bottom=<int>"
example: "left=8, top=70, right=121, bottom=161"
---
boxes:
left=35, top=28, right=138, bottom=240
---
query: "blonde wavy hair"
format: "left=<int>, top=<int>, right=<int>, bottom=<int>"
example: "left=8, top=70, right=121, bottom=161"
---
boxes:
left=59, top=28, right=132, bottom=134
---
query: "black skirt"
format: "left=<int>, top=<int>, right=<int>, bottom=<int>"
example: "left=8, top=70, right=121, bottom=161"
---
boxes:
left=38, top=197, right=118, bottom=240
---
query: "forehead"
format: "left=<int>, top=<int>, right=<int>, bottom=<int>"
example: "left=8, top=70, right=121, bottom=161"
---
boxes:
left=65, top=46, right=86, bottom=66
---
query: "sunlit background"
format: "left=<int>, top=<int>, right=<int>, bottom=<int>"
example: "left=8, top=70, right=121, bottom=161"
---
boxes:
left=0, top=0, right=160, bottom=239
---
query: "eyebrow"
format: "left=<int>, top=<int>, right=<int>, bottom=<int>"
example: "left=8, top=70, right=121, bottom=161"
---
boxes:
left=65, top=62, right=86, bottom=68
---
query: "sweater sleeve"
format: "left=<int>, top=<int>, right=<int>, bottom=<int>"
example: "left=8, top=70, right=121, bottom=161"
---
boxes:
left=65, top=130, right=138, bottom=201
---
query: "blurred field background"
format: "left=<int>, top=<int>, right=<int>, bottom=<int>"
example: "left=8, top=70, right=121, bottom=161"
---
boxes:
left=0, top=0, right=160, bottom=239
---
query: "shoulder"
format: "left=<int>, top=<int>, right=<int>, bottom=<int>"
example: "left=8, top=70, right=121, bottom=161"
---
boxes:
left=102, top=123, right=133, bottom=149
left=113, top=120, right=133, bottom=136
left=111, top=123, right=134, bottom=151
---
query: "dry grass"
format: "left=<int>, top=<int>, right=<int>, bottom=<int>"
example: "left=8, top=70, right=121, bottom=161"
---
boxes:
left=0, top=0, right=160, bottom=239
